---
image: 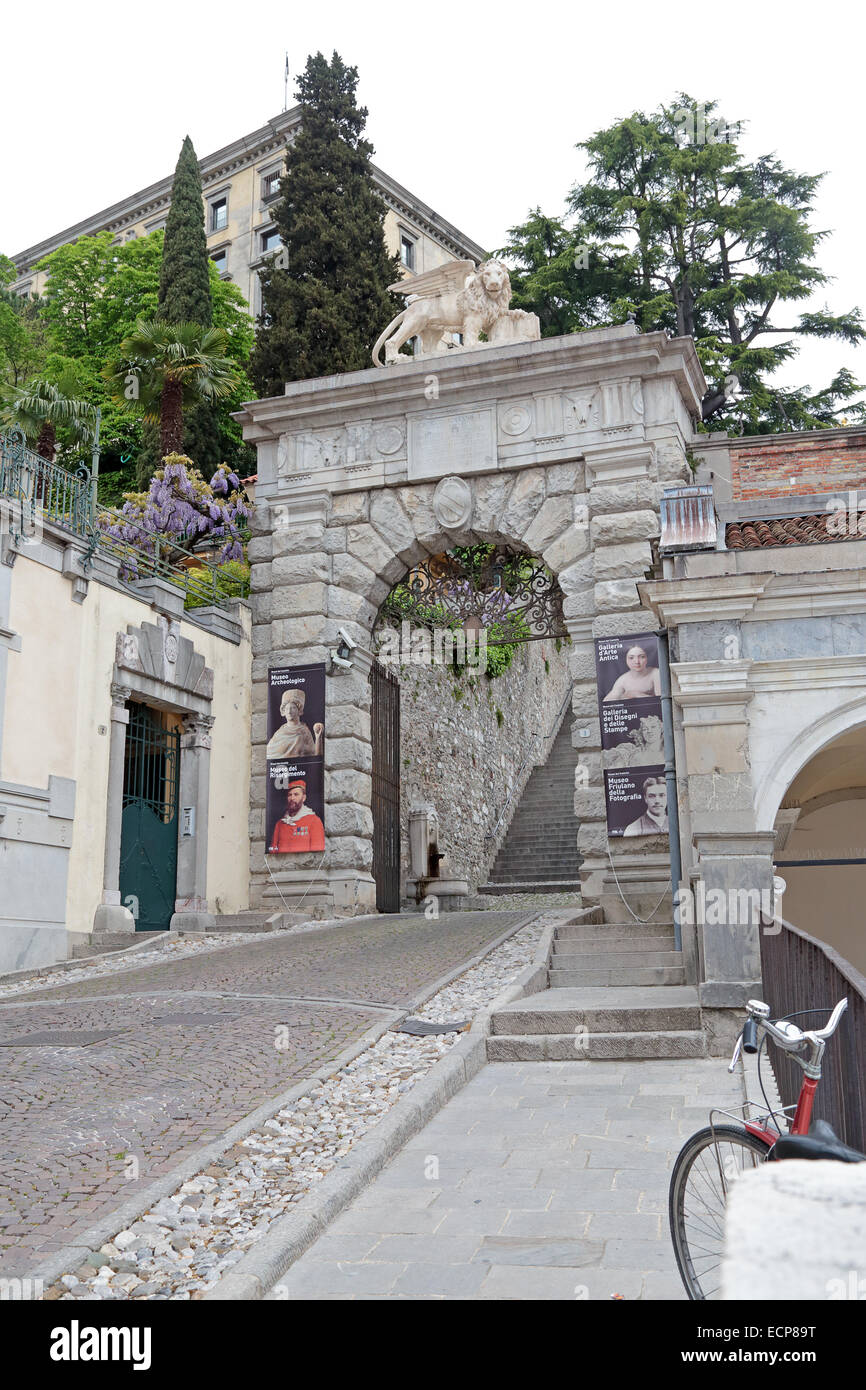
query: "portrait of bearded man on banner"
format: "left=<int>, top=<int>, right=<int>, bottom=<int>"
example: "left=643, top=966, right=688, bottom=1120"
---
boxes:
left=268, top=778, right=325, bottom=853
left=266, top=687, right=324, bottom=760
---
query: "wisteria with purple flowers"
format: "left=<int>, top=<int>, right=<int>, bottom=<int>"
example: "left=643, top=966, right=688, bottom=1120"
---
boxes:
left=99, top=454, right=250, bottom=573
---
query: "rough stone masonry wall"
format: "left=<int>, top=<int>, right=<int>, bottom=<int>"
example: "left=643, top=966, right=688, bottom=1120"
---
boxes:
left=397, top=635, right=571, bottom=892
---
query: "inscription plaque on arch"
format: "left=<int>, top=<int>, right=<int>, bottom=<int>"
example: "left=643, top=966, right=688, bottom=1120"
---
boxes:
left=407, top=406, right=496, bottom=482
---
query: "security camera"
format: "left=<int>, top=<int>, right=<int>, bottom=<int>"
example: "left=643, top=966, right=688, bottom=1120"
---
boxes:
left=337, top=627, right=357, bottom=651
left=329, top=652, right=353, bottom=672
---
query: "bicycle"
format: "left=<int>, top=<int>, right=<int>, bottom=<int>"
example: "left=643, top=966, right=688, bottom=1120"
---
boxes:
left=669, top=996, right=866, bottom=1300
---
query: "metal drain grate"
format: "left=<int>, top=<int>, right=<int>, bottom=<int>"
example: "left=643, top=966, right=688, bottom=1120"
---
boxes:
left=0, top=1030, right=124, bottom=1047
left=393, top=1018, right=470, bottom=1036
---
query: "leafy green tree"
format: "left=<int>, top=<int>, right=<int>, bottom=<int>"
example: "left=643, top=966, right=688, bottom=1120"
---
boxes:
left=32, top=230, right=255, bottom=478
left=501, top=97, right=865, bottom=432
left=106, top=319, right=238, bottom=458
left=496, top=209, right=629, bottom=338
left=156, top=136, right=223, bottom=472
left=250, top=51, right=402, bottom=394
left=2, top=372, right=98, bottom=461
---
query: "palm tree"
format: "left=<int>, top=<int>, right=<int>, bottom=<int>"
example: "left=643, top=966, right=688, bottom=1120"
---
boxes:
left=106, top=320, right=238, bottom=460
left=1, top=376, right=98, bottom=462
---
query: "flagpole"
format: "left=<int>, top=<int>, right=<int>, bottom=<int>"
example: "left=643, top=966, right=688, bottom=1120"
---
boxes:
left=283, top=53, right=289, bottom=111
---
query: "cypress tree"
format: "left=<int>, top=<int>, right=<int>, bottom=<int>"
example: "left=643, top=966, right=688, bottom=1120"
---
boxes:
left=156, top=135, right=222, bottom=472
left=250, top=52, right=402, bottom=395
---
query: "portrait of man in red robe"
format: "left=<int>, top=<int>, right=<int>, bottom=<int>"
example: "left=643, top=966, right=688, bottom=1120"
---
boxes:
left=268, top=778, right=325, bottom=853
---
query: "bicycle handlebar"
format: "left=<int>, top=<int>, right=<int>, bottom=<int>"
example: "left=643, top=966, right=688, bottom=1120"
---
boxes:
left=728, top=996, right=848, bottom=1074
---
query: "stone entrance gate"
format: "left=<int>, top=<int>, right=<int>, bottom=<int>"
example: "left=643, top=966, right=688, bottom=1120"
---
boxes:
left=238, top=325, right=704, bottom=916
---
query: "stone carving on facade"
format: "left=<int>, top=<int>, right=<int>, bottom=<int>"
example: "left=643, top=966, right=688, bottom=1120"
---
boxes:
left=499, top=403, right=533, bottom=437
left=277, top=419, right=406, bottom=478
left=183, top=712, right=215, bottom=750
left=372, top=259, right=540, bottom=366
left=432, top=475, right=473, bottom=531
left=565, top=388, right=600, bottom=432
left=114, top=620, right=213, bottom=699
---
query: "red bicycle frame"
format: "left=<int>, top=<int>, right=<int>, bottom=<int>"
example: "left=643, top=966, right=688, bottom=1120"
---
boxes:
left=744, top=1074, right=818, bottom=1148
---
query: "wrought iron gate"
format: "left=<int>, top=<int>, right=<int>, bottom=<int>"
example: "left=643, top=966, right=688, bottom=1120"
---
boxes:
left=371, top=660, right=401, bottom=913
left=119, top=703, right=180, bottom=930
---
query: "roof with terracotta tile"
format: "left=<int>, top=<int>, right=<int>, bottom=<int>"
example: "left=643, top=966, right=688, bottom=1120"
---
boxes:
left=725, top=513, right=858, bottom=550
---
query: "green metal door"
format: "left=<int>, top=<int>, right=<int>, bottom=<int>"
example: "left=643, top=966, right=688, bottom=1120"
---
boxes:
left=119, top=703, right=180, bottom=931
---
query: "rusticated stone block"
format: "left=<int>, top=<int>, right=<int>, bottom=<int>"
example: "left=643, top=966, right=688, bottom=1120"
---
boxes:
left=500, top=467, right=546, bottom=538
left=325, top=803, right=375, bottom=837
left=325, top=768, right=373, bottom=806
left=327, top=706, right=372, bottom=740
left=326, top=836, right=374, bottom=870
left=370, top=490, right=417, bottom=561
left=591, top=510, right=659, bottom=546
left=592, top=541, right=653, bottom=581
left=577, top=820, right=608, bottom=853
left=330, top=492, right=369, bottom=524
left=594, top=579, right=641, bottom=613
left=324, top=736, right=373, bottom=773
left=346, top=523, right=405, bottom=583
left=272, top=552, right=330, bottom=585
left=573, top=787, right=606, bottom=819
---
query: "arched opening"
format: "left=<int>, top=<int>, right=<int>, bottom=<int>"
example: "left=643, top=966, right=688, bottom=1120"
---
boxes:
left=370, top=542, right=575, bottom=908
left=776, top=723, right=866, bottom=974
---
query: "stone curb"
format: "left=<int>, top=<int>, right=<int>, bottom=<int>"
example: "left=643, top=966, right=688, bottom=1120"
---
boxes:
left=31, top=907, right=541, bottom=1292
left=204, top=910, right=558, bottom=1300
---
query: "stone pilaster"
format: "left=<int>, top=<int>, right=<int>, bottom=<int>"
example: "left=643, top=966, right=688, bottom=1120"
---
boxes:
left=170, top=713, right=216, bottom=933
left=92, top=682, right=136, bottom=934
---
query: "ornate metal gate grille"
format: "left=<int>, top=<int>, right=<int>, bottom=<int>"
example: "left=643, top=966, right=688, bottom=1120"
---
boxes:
left=371, top=660, right=401, bottom=913
left=375, top=546, right=567, bottom=646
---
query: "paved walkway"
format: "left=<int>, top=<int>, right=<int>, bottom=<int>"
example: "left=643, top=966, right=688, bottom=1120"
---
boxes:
left=0, top=911, right=524, bottom=1277
left=269, top=1057, right=745, bottom=1300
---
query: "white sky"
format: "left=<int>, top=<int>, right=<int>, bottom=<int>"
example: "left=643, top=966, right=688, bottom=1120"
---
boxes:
left=3, top=0, right=863, bottom=399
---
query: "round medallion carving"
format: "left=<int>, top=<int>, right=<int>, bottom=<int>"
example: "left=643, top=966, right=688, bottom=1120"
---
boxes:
left=500, top=404, right=532, bottom=436
left=165, top=634, right=178, bottom=665
left=374, top=424, right=404, bottom=456
left=432, top=475, right=473, bottom=530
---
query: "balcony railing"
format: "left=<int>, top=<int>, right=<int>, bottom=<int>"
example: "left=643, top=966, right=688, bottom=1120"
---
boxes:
left=0, top=430, right=247, bottom=613
left=760, top=911, right=866, bottom=1151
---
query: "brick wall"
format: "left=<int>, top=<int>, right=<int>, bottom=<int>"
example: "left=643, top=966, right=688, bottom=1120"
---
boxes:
left=729, top=429, right=866, bottom=501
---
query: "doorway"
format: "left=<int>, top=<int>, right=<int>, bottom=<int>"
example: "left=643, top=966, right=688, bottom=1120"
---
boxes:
left=119, top=703, right=180, bottom=930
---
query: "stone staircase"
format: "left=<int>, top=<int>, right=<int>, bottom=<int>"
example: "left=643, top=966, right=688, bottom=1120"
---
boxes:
left=480, top=719, right=581, bottom=894
left=488, top=909, right=705, bottom=1060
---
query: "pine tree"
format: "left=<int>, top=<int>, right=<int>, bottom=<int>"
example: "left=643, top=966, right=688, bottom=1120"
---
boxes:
left=250, top=52, right=402, bottom=395
left=156, top=136, right=222, bottom=472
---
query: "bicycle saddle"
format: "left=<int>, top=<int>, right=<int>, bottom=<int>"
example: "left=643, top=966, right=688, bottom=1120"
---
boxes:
left=773, top=1118, right=866, bottom=1164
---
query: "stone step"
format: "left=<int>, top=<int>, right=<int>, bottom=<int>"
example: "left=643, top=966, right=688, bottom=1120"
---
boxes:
left=490, top=986, right=701, bottom=1035
left=551, top=948, right=682, bottom=967
left=552, top=936, right=676, bottom=956
left=549, top=965, right=686, bottom=987
left=555, top=924, right=676, bottom=943
left=487, top=1030, right=707, bottom=1062
left=207, top=912, right=287, bottom=932
left=477, top=879, right=584, bottom=895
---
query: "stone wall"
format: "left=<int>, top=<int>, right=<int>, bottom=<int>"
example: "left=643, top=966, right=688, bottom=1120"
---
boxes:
left=396, top=637, right=571, bottom=893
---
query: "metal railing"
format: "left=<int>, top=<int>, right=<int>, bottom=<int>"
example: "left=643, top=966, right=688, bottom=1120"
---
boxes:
left=0, top=428, right=93, bottom=539
left=0, top=430, right=248, bottom=613
left=759, top=911, right=866, bottom=1151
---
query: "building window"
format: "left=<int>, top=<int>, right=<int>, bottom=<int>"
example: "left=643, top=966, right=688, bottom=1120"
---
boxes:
left=211, top=249, right=228, bottom=275
left=261, top=228, right=281, bottom=255
left=262, top=170, right=281, bottom=201
left=210, top=198, right=228, bottom=232
left=400, top=234, right=416, bottom=270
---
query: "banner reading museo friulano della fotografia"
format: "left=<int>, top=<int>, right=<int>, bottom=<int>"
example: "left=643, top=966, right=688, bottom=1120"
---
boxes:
left=265, top=664, right=326, bottom=854
left=595, top=633, right=667, bottom=838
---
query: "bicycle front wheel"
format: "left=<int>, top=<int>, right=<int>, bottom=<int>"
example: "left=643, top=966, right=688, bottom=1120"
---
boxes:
left=669, top=1125, right=770, bottom=1300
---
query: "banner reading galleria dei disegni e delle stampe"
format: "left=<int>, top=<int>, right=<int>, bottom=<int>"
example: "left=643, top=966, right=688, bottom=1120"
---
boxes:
left=265, top=664, right=326, bottom=854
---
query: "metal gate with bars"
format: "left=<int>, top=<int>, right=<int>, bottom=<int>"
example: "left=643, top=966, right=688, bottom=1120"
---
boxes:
left=119, top=703, right=180, bottom=930
left=370, top=660, right=401, bottom=912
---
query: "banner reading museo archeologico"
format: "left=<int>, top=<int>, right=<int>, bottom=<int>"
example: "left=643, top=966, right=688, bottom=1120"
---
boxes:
left=595, top=633, right=666, bottom=838
left=265, top=663, right=326, bottom=854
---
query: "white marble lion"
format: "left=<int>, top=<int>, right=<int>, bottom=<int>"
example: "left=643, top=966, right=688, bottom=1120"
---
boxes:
left=372, top=259, right=537, bottom=366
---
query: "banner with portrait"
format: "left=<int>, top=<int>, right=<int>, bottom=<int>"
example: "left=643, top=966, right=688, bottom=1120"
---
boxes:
left=265, top=664, right=326, bottom=854
left=603, top=765, right=668, bottom=838
left=595, top=634, right=667, bottom=838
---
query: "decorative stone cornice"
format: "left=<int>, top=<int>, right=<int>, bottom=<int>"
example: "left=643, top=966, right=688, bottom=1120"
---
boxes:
left=639, top=574, right=771, bottom=625
left=673, top=659, right=754, bottom=709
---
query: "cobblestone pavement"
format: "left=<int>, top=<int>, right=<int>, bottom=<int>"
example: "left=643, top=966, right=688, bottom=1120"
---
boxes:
left=0, top=911, right=525, bottom=1277
left=269, top=1057, right=745, bottom=1301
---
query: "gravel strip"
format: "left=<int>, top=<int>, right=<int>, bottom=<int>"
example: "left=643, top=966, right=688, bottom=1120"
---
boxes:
left=44, top=913, right=549, bottom=1301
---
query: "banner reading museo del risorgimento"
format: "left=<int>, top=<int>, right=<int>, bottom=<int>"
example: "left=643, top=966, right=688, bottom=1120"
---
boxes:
left=265, top=664, right=326, bottom=854
left=595, top=633, right=667, bottom=838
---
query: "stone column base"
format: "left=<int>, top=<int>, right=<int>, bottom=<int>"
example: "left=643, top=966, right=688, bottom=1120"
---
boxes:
left=259, top=867, right=378, bottom=917
left=169, top=910, right=217, bottom=934
left=580, top=851, right=673, bottom=923
left=92, top=902, right=136, bottom=934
